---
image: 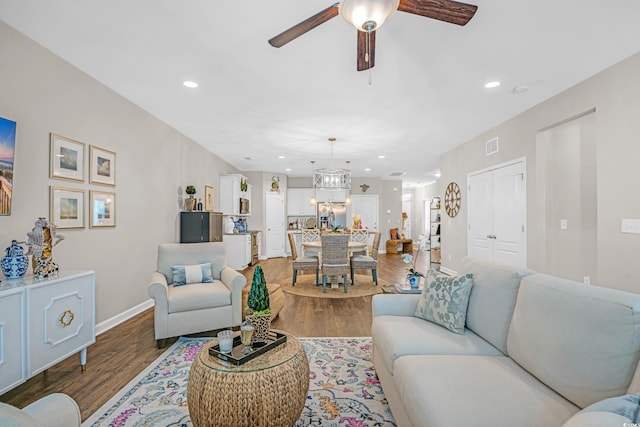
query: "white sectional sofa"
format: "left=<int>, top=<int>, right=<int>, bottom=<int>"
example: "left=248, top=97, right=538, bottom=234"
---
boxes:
left=372, top=257, right=640, bottom=427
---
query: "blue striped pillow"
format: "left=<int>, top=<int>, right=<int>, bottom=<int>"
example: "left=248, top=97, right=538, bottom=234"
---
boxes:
left=171, top=263, right=214, bottom=286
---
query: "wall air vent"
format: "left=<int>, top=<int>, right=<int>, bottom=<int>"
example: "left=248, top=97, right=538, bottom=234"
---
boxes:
left=485, top=137, right=499, bottom=156
left=389, top=172, right=406, bottom=177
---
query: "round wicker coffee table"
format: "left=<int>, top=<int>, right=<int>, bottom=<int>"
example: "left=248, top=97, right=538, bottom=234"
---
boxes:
left=187, top=330, right=309, bottom=427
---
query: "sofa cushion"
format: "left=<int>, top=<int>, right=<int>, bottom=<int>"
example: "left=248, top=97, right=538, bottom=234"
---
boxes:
left=171, top=263, right=213, bottom=286
left=508, top=274, right=640, bottom=408
left=371, top=315, right=502, bottom=375
left=393, top=355, right=579, bottom=427
left=457, top=257, right=535, bottom=354
left=0, top=402, right=40, bottom=427
left=414, top=269, right=473, bottom=334
left=561, top=411, right=631, bottom=427
left=575, top=393, right=640, bottom=422
left=167, top=280, right=231, bottom=313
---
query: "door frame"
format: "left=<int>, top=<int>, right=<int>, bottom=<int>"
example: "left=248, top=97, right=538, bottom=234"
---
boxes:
left=265, top=192, right=286, bottom=258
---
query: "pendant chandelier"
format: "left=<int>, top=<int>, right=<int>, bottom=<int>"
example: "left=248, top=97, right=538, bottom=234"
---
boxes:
left=312, top=138, right=351, bottom=191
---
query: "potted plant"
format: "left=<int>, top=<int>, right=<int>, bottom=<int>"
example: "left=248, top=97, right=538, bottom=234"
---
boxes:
left=184, top=185, right=196, bottom=210
left=329, top=224, right=343, bottom=233
left=402, top=238, right=427, bottom=289
left=245, top=266, right=272, bottom=342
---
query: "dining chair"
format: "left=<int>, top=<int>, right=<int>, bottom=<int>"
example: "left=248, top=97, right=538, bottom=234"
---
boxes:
left=320, top=234, right=350, bottom=293
left=288, top=232, right=319, bottom=286
left=301, top=229, right=321, bottom=256
left=350, top=231, right=381, bottom=286
left=349, top=228, right=369, bottom=256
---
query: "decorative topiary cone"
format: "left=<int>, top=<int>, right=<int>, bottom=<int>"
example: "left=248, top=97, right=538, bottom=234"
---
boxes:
left=245, top=266, right=272, bottom=342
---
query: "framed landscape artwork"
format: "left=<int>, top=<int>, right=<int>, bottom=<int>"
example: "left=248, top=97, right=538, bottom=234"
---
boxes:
left=50, top=133, right=85, bottom=182
left=89, top=145, right=116, bottom=186
left=50, top=186, right=85, bottom=229
left=205, top=185, right=214, bottom=211
left=90, top=190, right=116, bottom=228
left=0, top=116, right=17, bottom=216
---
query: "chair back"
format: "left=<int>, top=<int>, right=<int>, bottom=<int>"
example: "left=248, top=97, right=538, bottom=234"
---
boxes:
left=302, top=229, right=320, bottom=243
left=157, top=242, right=227, bottom=283
left=288, top=232, right=299, bottom=259
left=320, top=234, right=349, bottom=267
left=350, top=229, right=369, bottom=243
left=369, top=232, right=381, bottom=259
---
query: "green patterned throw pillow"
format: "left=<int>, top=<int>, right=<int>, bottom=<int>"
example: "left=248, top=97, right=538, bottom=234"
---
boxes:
left=414, top=269, right=474, bottom=334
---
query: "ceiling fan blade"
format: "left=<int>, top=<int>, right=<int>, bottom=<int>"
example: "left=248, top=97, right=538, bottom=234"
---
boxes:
left=268, top=3, right=340, bottom=48
left=398, top=0, right=477, bottom=26
left=357, top=30, right=376, bottom=71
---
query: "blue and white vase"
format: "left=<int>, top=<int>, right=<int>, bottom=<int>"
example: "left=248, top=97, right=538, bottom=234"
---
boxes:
left=1, top=240, right=29, bottom=279
left=408, top=276, right=419, bottom=289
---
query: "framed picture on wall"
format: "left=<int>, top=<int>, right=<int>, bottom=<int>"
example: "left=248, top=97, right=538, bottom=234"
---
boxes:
left=50, top=186, right=85, bottom=229
left=50, top=133, right=85, bottom=182
left=205, top=185, right=214, bottom=211
left=0, top=116, right=17, bottom=216
left=89, top=145, right=116, bottom=186
left=90, top=190, right=116, bottom=228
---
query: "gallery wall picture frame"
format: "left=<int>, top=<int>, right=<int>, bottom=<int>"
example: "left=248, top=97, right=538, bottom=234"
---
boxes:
left=50, top=186, right=85, bottom=229
left=50, top=133, right=85, bottom=182
left=205, top=185, right=214, bottom=211
left=89, top=145, right=116, bottom=186
left=90, top=190, right=116, bottom=228
left=0, top=116, right=17, bottom=216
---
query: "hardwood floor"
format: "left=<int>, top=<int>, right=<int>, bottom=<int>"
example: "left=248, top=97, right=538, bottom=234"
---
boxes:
left=0, top=250, right=433, bottom=421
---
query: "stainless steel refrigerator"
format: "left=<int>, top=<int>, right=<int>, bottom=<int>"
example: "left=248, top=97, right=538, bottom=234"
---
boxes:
left=317, top=202, right=347, bottom=230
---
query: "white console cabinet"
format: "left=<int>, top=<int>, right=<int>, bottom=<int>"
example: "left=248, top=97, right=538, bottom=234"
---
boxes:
left=0, top=270, right=95, bottom=394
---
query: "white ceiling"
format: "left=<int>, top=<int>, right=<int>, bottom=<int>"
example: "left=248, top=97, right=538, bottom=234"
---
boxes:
left=2, top=0, right=640, bottom=187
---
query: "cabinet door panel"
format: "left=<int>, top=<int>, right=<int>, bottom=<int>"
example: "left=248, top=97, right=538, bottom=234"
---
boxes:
left=28, top=273, right=95, bottom=376
left=0, top=291, right=25, bottom=394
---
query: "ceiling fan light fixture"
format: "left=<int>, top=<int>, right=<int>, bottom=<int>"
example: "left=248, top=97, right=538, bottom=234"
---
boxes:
left=339, top=0, right=400, bottom=31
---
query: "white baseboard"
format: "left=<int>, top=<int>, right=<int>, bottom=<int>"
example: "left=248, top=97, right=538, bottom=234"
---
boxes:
left=439, top=266, right=457, bottom=276
left=95, top=299, right=154, bottom=336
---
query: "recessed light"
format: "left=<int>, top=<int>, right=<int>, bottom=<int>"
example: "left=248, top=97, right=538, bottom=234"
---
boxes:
left=278, top=155, right=285, bottom=159
left=484, top=81, right=501, bottom=89
left=285, top=168, right=291, bottom=172
left=378, top=155, right=385, bottom=159
left=183, top=80, right=198, bottom=88
left=364, top=168, right=371, bottom=172
left=433, top=170, right=441, bottom=178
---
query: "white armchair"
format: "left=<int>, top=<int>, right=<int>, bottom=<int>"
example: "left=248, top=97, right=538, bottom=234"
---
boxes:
left=148, top=242, right=247, bottom=348
left=0, top=393, right=81, bottom=427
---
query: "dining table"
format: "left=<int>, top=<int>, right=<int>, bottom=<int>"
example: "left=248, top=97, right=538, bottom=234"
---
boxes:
left=301, top=240, right=368, bottom=289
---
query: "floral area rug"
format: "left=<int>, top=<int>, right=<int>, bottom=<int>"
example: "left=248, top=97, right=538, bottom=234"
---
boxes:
left=82, top=337, right=396, bottom=427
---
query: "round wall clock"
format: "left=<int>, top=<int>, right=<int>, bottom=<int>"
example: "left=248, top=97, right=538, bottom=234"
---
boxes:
left=444, top=182, right=461, bottom=217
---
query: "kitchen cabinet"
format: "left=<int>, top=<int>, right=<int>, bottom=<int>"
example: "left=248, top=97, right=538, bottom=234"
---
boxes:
left=315, top=189, right=347, bottom=203
left=220, top=174, right=251, bottom=216
left=180, top=211, right=223, bottom=243
left=224, top=234, right=252, bottom=270
left=287, top=188, right=316, bottom=216
left=0, top=271, right=95, bottom=394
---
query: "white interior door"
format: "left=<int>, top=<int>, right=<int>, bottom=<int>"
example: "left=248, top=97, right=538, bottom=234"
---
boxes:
left=492, top=162, right=526, bottom=266
left=265, top=192, right=285, bottom=258
left=468, top=160, right=526, bottom=267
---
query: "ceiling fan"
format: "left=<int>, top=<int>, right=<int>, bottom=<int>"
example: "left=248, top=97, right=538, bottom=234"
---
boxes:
left=268, top=0, right=478, bottom=71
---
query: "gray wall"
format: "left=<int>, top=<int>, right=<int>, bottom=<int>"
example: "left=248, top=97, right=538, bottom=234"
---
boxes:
left=0, top=21, right=241, bottom=325
left=439, top=51, right=640, bottom=293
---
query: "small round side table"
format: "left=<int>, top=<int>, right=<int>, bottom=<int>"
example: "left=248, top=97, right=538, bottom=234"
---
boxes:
left=187, top=330, right=309, bottom=427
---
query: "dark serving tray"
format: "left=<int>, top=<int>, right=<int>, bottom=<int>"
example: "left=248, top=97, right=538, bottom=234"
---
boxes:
left=209, top=331, right=287, bottom=366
